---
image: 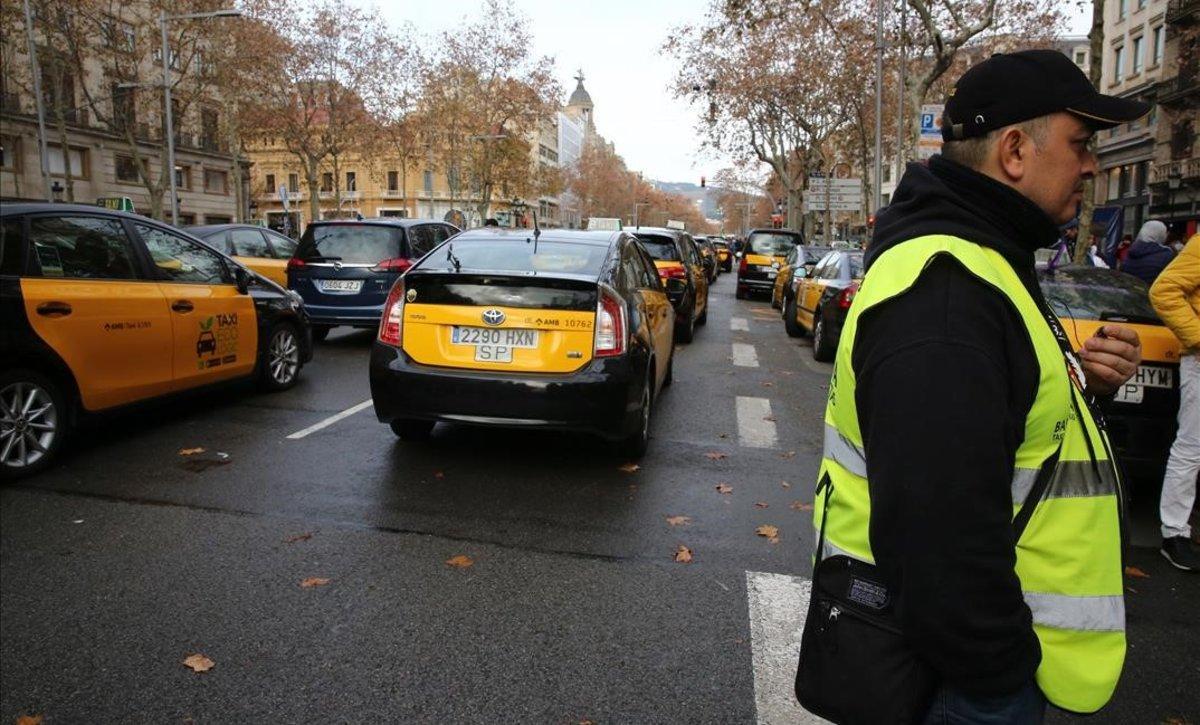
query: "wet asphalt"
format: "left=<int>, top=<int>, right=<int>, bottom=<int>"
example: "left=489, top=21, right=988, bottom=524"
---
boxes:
left=2, top=273, right=1197, bottom=723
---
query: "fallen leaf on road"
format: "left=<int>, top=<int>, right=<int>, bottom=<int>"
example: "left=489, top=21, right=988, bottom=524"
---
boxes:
left=761, top=382, right=774, bottom=388
left=715, top=483, right=733, bottom=494
left=617, top=463, right=640, bottom=473
left=182, top=654, right=215, bottom=673
left=1126, top=586, right=1138, bottom=594
left=15, top=716, right=44, bottom=725
left=1124, top=566, right=1150, bottom=579
left=756, top=525, right=780, bottom=543
left=178, top=447, right=205, bottom=456
left=780, top=480, right=791, bottom=489
left=673, top=545, right=693, bottom=563
left=718, top=432, right=729, bottom=439
left=665, top=515, right=691, bottom=527
left=434, top=471, right=445, bottom=480
left=446, top=555, right=474, bottom=568
left=705, top=451, right=728, bottom=460
left=779, top=451, right=796, bottom=459
left=763, top=415, right=777, bottom=422
left=755, top=502, right=769, bottom=509
left=790, top=501, right=814, bottom=512
left=299, top=577, right=331, bottom=588
left=179, top=452, right=232, bottom=473
left=1161, top=717, right=1188, bottom=725
left=283, top=532, right=312, bottom=544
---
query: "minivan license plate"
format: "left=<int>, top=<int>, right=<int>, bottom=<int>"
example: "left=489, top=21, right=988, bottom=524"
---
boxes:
left=319, top=279, right=362, bottom=293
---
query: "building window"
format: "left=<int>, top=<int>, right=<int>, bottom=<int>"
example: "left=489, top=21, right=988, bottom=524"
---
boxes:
left=1153, top=26, right=1164, bottom=66
left=1074, top=50, right=1086, bottom=67
left=265, top=173, right=276, bottom=193
left=1117, top=0, right=1128, bottom=19
left=1113, top=46, right=1125, bottom=83
left=48, top=145, right=86, bottom=178
left=1136, top=160, right=1149, bottom=194
left=175, top=164, right=191, bottom=190
left=1119, top=165, right=1133, bottom=197
left=321, top=172, right=333, bottom=192
left=387, top=170, right=399, bottom=191
left=204, top=168, right=228, bottom=194
left=115, top=154, right=141, bottom=182
left=1131, top=36, right=1143, bottom=75
left=345, top=171, right=356, bottom=192
left=1107, top=168, right=1121, bottom=200
left=110, top=82, right=136, bottom=133
left=0, top=136, right=19, bottom=171
left=423, top=170, right=432, bottom=193
left=1137, top=0, right=1146, bottom=9
left=287, top=173, right=299, bottom=193
left=200, top=108, right=219, bottom=151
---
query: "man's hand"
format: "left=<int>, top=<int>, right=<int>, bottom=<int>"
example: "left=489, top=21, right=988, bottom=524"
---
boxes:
left=1079, top=325, right=1142, bottom=395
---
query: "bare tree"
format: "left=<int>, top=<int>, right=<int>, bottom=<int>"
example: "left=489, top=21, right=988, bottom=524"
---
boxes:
left=1074, top=0, right=1105, bottom=263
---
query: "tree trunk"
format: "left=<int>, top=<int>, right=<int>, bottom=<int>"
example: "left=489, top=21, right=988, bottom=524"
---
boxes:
left=50, top=72, right=75, bottom=202
left=306, top=156, right=321, bottom=225
left=1075, top=0, right=1106, bottom=264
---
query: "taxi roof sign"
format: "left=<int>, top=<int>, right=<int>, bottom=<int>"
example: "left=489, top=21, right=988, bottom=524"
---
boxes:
left=96, top=197, right=135, bottom=212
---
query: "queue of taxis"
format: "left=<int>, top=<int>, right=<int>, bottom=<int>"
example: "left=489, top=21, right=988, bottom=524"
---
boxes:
left=630, top=228, right=709, bottom=343
left=785, top=249, right=864, bottom=360
left=1, top=204, right=313, bottom=479
left=369, top=228, right=675, bottom=457
left=1039, top=264, right=1182, bottom=479
left=736, top=228, right=803, bottom=300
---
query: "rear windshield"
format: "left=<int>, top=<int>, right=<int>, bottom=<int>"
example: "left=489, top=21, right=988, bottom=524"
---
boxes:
left=849, top=253, right=865, bottom=278
left=1040, top=268, right=1159, bottom=323
left=712, top=242, right=729, bottom=251
left=634, top=235, right=680, bottom=262
left=298, top=224, right=400, bottom=264
left=802, top=246, right=831, bottom=264
left=748, top=232, right=801, bottom=256
left=417, top=240, right=609, bottom=276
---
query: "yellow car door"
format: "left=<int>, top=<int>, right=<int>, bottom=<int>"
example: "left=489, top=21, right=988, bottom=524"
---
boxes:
left=135, top=223, right=258, bottom=391
left=631, top=243, right=674, bottom=376
left=21, top=214, right=175, bottom=410
left=229, top=227, right=288, bottom=287
left=684, top=236, right=708, bottom=317
left=799, top=253, right=835, bottom=332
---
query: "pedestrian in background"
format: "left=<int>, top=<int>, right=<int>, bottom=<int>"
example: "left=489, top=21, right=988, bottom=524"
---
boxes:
left=1149, top=232, right=1200, bottom=572
left=795, top=50, right=1145, bottom=725
left=1115, top=233, right=1134, bottom=269
left=1122, top=220, right=1175, bottom=284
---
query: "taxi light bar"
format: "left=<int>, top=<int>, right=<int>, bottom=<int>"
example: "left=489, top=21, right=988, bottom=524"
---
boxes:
left=594, top=286, right=626, bottom=357
left=838, top=282, right=860, bottom=310
left=372, top=257, right=413, bottom=273
left=379, top=280, right=406, bottom=346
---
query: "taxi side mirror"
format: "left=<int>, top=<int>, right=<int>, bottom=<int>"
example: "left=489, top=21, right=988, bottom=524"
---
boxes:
left=665, top=277, right=687, bottom=293
left=235, top=266, right=250, bottom=295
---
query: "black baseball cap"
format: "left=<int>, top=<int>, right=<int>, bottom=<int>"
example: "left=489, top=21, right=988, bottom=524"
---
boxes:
left=942, top=49, right=1150, bottom=141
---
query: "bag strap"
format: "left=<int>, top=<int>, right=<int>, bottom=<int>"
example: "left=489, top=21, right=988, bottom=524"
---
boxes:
left=1012, top=446, right=1059, bottom=540
left=811, top=473, right=834, bottom=584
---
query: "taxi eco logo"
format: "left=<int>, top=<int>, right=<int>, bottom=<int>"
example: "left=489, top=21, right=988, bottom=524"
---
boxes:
left=195, top=313, right=240, bottom=369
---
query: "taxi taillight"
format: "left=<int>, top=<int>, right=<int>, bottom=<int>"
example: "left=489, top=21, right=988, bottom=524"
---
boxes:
left=594, top=287, right=626, bottom=358
left=837, top=283, right=860, bottom=310
left=738, top=255, right=749, bottom=274
left=379, top=280, right=405, bottom=346
left=372, top=257, right=412, bottom=273
left=658, top=265, right=687, bottom=281
left=287, top=257, right=306, bottom=272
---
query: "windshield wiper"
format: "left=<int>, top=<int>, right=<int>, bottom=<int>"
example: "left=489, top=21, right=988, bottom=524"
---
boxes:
left=446, top=243, right=462, bottom=273
left=306, top=255, right=342, bottom=262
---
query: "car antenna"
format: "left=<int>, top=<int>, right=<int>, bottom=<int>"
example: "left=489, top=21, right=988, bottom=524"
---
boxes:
left=446, top=242, right=461, bottom=272
left=531, top=210, right=541, bottom=254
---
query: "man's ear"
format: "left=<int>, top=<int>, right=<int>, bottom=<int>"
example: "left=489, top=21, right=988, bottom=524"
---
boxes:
left=996, top=127, right=1028, bottom=182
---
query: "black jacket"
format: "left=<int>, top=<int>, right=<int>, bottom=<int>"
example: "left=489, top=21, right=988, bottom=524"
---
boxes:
left=855, top=156, right=1061, bottom=696
left=1120, top=240, right=1175, bottom=285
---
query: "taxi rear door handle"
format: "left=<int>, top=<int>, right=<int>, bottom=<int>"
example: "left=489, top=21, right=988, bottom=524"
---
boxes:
left=171, top=300, right=195, bottom=313
left=35, top=301, right=72, bottom=317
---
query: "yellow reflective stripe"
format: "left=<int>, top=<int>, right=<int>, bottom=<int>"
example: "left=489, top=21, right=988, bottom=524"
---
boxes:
left=823, top=424, right=867, bottom=478
left=1025, top=592, right=1124, bottom=632
left=816, top=536, right=876, bottom=565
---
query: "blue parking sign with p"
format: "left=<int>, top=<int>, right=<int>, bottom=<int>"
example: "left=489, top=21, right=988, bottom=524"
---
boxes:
left=921, top=113, right=936, bottom=132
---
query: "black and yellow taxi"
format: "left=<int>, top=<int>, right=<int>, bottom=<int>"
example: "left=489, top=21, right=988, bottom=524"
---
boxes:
left=787, top=249, right=864, bottom=360
left=736, top=228, right=803, bottom=300
left=630, top=227, right=709, bottom=343
left=711, top=239, right=733, bottom=272
left=185, top=223, right=299, bottom=288
left=1039, top=264, right=1182, bottom=479
left=0, top=204, right=313, bottom=479
left=370, top=228, right=675, bottom=457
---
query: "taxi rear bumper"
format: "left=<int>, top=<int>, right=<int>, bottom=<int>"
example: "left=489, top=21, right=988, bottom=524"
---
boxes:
left=368, top=342, right=647, bottom=440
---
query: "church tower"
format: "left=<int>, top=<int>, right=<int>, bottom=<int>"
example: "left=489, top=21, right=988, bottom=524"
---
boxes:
left=565, top=70, right=595, bottom=134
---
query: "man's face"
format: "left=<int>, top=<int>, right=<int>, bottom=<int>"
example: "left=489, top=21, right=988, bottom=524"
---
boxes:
left=1018, top=113, right=1098, bottom=225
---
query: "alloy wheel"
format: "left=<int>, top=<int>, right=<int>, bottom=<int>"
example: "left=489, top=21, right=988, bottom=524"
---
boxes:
left=269, top=328, right=300, bottom=385
left=0, top=381, right=58, bottom=470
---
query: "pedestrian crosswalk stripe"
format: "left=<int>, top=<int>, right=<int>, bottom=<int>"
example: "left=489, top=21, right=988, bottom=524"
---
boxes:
left=731, top=317, right=750, bottom=331
left=745, top=571, right=828, bottom=724
left=736, top=396, right=777, bottom=449
left=733, top=343, right=759, bottom=368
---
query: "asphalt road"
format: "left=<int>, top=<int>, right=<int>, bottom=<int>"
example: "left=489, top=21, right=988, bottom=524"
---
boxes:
left=2, top=273, right=1197, bottom=723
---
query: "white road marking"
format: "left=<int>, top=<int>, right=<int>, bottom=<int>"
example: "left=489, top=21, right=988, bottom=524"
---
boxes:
left=286, top=399, right=374, bottom=440
left=746, top=571, right=828, bottom=725
left=731, top=317, right=750, bottom=331
left=736, top=396, right=778, bottom=449
left=732, top=342, right=760, bottom=368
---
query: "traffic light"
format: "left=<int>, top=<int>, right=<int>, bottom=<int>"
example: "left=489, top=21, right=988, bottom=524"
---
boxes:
left=868, top=214, right=876, bottom=227
left=700, top=175, right=706, bottom=188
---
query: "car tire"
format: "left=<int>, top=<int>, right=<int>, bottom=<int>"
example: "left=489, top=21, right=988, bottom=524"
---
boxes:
left=812, top=315, right=836, bottom=362
left=0, top=368, right=68, bottom=481
left=697, top=295, right=709, bottom=326
left=311, top=325, right=332, bottom=343
left=617, top=373, right=652, bottom=459
left=390, top=418, right=435, bottom=441
left=784, top=297, right=805, bottom=338
left=663, top=350, right=674, bottom=388
left=260, top=322, right=303, bottom=391
left=675, top=305, right=696, bottom=343
left=735, top=286, right=747, bottom=300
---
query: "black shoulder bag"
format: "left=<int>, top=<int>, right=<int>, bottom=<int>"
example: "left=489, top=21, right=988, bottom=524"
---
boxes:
left=794, top=461, right=1058, bottom=724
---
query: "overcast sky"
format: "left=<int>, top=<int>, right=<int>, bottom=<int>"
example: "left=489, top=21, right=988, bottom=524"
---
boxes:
left=376, top=1, right=1093, bottom=184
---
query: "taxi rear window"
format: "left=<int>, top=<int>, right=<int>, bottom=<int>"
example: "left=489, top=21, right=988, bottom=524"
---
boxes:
left=1040, top=268, right=1160, bottom=323
left=748, top=233, right=801, bottom=256
left=419, top=240, right=609, bottom=276
left=634, top=235, right=681, bottom=262
left=298, top=224, right=400, bottom=264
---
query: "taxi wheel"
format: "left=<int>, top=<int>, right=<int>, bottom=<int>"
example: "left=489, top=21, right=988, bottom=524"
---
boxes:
left=617, top=374, right=653, bottom=459
left=390, top=418, right=435, bottom=441
left=663, top=352, right=674, bottom=388
left=812, top=316, right=836, bottom=362
left=784, top=298, right=805, bottom=338
left=0, top=369, right=67, bottom=480
left=311, top=325, right=332, bottom=343
left=261, top=322, right=302, bottom=391
left=676, top=310, right=696, bottom=344
left=697, top=297, right=708, bottom=326
left=735, top=287, right=747, bottom=300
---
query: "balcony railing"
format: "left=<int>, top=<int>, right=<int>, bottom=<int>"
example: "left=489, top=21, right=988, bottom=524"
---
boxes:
left=381, top=189, right=405, bottom=198
left=1151, top=156, right=1200, bottom=184
left=1166, top=0, right=1198, bottom=23
left=1158, top=73, right=1199, bottom=105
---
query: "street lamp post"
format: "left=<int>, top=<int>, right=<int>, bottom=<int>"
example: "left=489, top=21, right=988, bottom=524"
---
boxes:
left=633, top=201, right=650, bottom=228
left=160, top=9, right=241, bottom=225
left=21, top=0, right=53, bottom=201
